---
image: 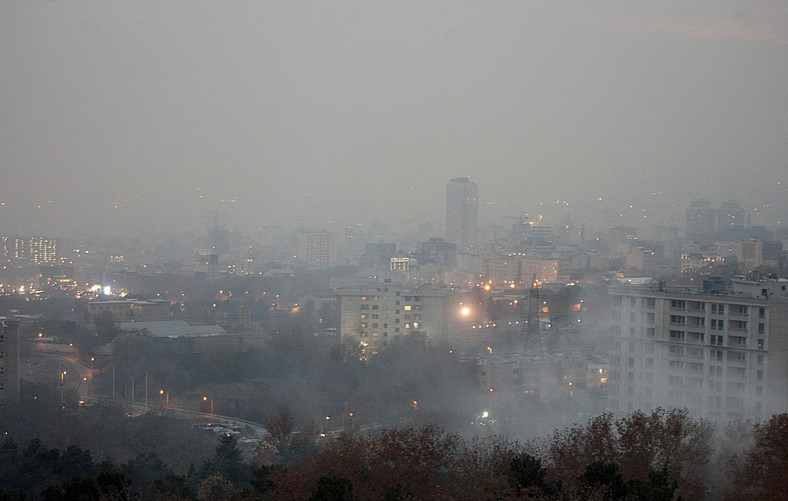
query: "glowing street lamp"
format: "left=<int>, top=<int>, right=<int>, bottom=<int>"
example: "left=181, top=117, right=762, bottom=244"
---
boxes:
left=203, top=395, right=214, bottom=414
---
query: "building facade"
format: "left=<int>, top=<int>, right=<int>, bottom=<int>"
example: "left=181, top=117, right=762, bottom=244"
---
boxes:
left=337, top=283, right=454, bottom=357
left=446, top=178, right=479, bottom=250
left=607, top=276, right=788, bottom=422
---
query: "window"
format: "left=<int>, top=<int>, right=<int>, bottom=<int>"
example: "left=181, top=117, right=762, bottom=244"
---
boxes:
left=646, top=313, right=655, bottom=324
left=646, top=298, right=656, bottom=308
left=360, top=296, right=367, bottom=301
left=711, top=350, right=723, bottom=361
left=360, top=304, right=369, bottom=310
left=404, top=305, right=412, bottom=311
left=372, top=305, right=379, bottom=310
left=628, top=357, right=635, bottom=368
left=757, top=355, right=764, bottom=365
left=670, top=315, right=685, bottom=325
left=758, top=323, right=765, bottom=334
left=759, top=307, right=765, bottom=318
left=757, top=370, right=763, bottom=381
left=670, top=330, right=685, bottom=340
left=372, top=314, right=379, bottom=319
left=671, top=300, right=686, bottom=309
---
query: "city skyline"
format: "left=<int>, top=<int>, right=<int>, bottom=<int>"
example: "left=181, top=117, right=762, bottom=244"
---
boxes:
left=2, top=2, right=787, bottom=238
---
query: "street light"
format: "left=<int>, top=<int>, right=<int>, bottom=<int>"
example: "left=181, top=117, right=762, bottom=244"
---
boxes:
left=60, top=370, right=67, bottom=403
left=203, top=395, right=214, bottom=414
left=159, top=388, right=169, bottom=409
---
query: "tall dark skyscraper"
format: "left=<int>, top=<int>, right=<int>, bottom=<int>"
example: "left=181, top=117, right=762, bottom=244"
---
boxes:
left=446, top=177, right=479, bottom=250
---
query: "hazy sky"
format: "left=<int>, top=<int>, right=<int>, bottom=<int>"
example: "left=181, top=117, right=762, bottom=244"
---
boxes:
left=2, top=1, right=787, bottom=238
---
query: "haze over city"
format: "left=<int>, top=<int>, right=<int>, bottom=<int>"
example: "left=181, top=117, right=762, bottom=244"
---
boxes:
left=2, top=1, right=787, bottom=238
left=2, top=2, right=788, bottom=500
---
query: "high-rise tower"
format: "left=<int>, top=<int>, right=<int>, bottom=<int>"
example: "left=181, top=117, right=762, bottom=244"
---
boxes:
left=446, top=177, right=479, bottom=250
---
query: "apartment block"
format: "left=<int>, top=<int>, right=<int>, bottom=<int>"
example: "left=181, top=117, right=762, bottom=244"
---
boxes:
left=607, top=276, right=788, bottom=421
left=337, top=283, right=454, bottom=357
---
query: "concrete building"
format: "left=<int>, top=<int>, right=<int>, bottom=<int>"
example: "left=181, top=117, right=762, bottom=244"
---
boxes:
left=337, top=283, right=456, bottom=357
left=296, top=231, right=337, bottom=269
left=446, top=177, right=479, bottom=250
left=481, top=252, right=559, bottom=287
left=686, top=200, right=717, bottom=242
left=607, top=275, right=788, bottom=421
left=86, top=298, right=172, bottom=322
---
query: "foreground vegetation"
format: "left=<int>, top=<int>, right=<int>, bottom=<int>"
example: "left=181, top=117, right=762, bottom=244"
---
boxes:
left=1, top=408, right=786, bottom=500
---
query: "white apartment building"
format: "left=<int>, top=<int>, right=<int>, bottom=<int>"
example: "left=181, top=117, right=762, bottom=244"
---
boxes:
left=337, top=283, right=455, bottom=357
left=608, top=276, right=788, bottom=422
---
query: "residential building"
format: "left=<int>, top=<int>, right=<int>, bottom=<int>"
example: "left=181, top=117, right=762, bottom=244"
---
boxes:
left=607, top=275, right=788, bottom=421
left=296, top=231, right=337, bottom=269
left=337, top=283, right=455, bottom=357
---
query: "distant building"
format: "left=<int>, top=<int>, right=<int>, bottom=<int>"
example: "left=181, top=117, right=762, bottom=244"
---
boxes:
left=296, top=231, right=337, bottom=269
left=415, top=238, right=457, bottom=269
left=0, top=235, right=57, bottom=265
left=86, top=298, right=172, bottom=322
left=195, top=251, right=220, bottom=280
left=481, top=252, right=559, bottom=287
left=686, top=200, right=717, bottom=242
left=206, top=225, right=230, bottom=256
left=364, top=242, right=397, bottom=270
left=446, top=177, right=479, bottom=250
left=337, top=284, right=455, bottom=357
left=718, top=200, right=746, bottom=238
left=608, top=275, right=788, bottom=421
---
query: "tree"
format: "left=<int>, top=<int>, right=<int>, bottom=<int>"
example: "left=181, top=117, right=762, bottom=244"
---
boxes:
left=199, top=434, right=250, bottom=489
left=308, top=476, right=355, bottom=501
left=265, top=412, right=294, bottom=445
left=729, top=413, right=788, bottom=499
left=94, top=310, right=119, bottom=343
left=198, top=472, right=234, bottom=501
left=509, top=453, right=550, bottom=496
